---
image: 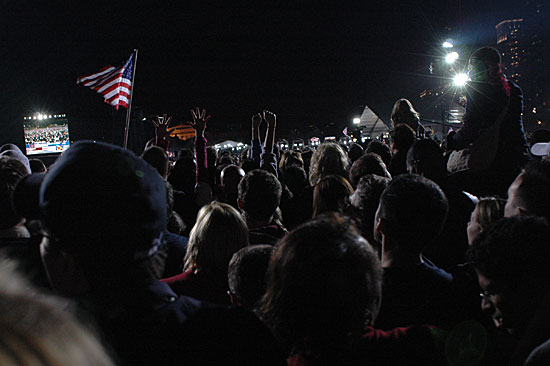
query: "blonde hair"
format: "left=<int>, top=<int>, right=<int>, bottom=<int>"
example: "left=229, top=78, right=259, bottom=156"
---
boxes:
left=391, top=98, right=420, bottom=128
left=308, top=143, right=350, bottom=186
left=184, top=202, right=249, bottom=278
left=0, top=259, right=114, bottom=366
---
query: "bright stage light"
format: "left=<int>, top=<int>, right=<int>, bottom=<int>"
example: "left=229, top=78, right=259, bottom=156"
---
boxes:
left=353, top=117, right=361, bottom=125
left=442, top=41, right=453, bottom=48
left=445, top=52, right=459, bottom=64
left=453, top=73, right=470, bottom=87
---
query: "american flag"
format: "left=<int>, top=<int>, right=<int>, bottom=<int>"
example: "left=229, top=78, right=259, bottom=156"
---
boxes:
left=76, top=52, right=135, bottom=110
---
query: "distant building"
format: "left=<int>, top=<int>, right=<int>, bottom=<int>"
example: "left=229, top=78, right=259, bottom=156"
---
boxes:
left=496, top=1, right=550, bottom=131
left=496, top=19, right=524, bottom=85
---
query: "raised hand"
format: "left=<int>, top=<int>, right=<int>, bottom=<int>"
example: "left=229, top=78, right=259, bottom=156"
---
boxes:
left=263, top=110, right=276, bottom=127
left=252, top=113, right=262, bottom=128
left=152, top=114, right=172, bottom=148
left=188, top=107, right=211, bottom=137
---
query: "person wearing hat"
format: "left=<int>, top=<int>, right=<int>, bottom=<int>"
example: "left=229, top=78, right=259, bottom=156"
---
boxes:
left=38, top=141, right=284, bottom=365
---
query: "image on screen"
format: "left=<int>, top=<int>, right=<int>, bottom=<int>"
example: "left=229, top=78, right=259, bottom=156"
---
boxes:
left=24, top=117, right=70, bottom=155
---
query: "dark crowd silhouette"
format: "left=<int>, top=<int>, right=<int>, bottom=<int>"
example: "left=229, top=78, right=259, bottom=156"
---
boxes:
left=2, top=47, right=550, bottom=365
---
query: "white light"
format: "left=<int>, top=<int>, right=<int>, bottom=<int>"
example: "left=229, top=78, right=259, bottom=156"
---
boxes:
left=442, top=41, right=453, bottom=48
left=353, top=117, right=361, bottom=125
left=453, top=73, right=470, bottom=87
left=48, top=115, right=52, bottom=118
left=33, top=116, right=36, bottom=120
left=445, top=52, right=459, bottom=64
left=38, top=115, right=43, bottom=120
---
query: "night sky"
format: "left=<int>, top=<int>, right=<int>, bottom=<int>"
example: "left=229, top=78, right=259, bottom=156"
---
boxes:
left=1, top=0, right=526, bottom=149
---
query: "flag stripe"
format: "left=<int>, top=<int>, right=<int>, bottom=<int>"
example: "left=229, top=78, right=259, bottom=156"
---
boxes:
left=76, top=52, right=135, bottom=110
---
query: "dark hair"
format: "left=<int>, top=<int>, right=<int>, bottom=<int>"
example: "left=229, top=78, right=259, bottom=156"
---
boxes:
left=391, top=98, right=420, bottom=129
left=348, top=143, right=364, bottom=163
left=406, top=139, right=446, bottom=183
left=390, top=124, right=416, bottom=153
left=469, top=47, right=511, bottom=95
left=467, top=216, right=550, bottom=285
left=312, top=175, right=353, bottom=218
left=279, top=151, right=304, bottom=172
left=238, top=169, right=282, bottom=221
left=228, top=245, right=275, bottom=310
left=280, top=165, right=308, bottom=196
left=378, top=174, right=448, bottom=252
left=240, top=158, right=260, bottom=174
left=0, top=157, right=29, bottom=230
left=142, top=146, right=169, bottom=179
left=517, top=159, right=550, bottom=220
left=349, top=174, right=391, bottom=243
left=259, top=214, right=382, bottom=349
left=365, top=141, right=392, bottom=168
left=168, top=156, right=196, bottom=193
left=349, top=152, right=391, bottom=188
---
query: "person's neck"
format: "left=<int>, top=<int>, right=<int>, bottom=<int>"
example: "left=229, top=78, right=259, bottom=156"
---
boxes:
left=382, top=240, right=423, bottom=268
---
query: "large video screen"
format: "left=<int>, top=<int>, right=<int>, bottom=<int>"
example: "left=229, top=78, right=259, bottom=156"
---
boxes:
left=24, top=117, right=70, bottom=155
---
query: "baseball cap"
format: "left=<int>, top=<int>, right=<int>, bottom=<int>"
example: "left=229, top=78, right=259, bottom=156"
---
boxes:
left=39, top=141, right=166, bottom=255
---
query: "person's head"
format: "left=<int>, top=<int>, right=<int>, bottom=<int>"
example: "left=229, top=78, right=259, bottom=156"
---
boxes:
left=0, top=259, right=114, bottom=366
left=467, top=216, right=550, bottom=335
left=220, top=164, right=245, bottom=194
left=504, top=159, right=550, bottom=220
left=308, top=143, right=350, bottom=186
left=184, top=201, right=248, bottom=281
left=279, top=151, right=304, bottom=172
left=468, top=47, right=502, bottom=83
left=406, top=139, right=446, bottom=183
left=39, top=141, right=167, bottom=291
left=391, top=98, right=420, bottom=129
left=312, top=175, right=353, bottom=218
left=228, top=245, right=275, bottom=310
left=347, top=143, right=364, bottom=163
left=142, top=146, right=170, bottom=179
left=168, top=156, right=196, bottom=193
left=239, top=158, right=260, bottom=174
left=238, top=169, right=282, bottom=224
left=375, top=174, right=448, bottom=253
left=349, top=174, right=391, bottom=245
left=280, top=165, right=308, bottom=196
left=365, top=140, right=392, bottom=168
left=467, top=197, right=506, bottom=245
left=260, top=214, right=382, bottom=348
left=390, top=124, right=416, bottom=154
left=349, top=152, right=391, bottom=188
left=0, top=156, right=29, bottom=230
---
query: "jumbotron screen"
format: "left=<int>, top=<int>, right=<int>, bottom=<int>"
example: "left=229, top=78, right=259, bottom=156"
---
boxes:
left=23, top=115, right=70, bottom=155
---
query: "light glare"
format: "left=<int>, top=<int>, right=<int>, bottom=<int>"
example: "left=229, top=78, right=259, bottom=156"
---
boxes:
left=353, top=117, right=361, bottom=124
left=445, top=52, right=459, bottom=64
left=453, top=73, right=470, bottom=87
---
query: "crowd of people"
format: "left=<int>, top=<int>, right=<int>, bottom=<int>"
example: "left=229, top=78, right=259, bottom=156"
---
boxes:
left=1, top=47, right=550, bottom=365
left=24, top=125, right=69, bottom=145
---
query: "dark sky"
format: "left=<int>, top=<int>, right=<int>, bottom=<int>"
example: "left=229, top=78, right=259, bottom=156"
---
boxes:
left=1, top=0, right=524, bottom=146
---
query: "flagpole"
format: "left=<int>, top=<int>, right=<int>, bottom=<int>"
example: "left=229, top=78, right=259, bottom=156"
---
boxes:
left=123, top=49, right=138, bottom=149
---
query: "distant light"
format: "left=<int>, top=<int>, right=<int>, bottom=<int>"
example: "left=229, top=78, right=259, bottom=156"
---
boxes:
left=442, top=41, right=453, bottom=48
left=533, top=107, right=537, bottom=114
left=353, top=117, right=361, bottom=125
left=445, top=52, right=459, bottom=64
left=453, top=73, right=470, bottom=87
left=38, top=115, right=43, bottom=120
left=538, top=121, right=543, bottom=125
left=48, top=115, right=52, bottom=118
left=142, top=117, right=147, bottom=121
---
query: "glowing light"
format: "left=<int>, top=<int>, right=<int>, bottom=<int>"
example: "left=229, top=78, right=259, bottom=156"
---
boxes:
left=38, top=114, right=43, bottom=120
left=533, top=107, right=537, bottom=114
left=538, top=121, right=543, bottom=125
left=353, top=117, right=361, bottom=125
left=442, top=41, right=453, bottom=48
left=453, top=73, right=470, bottom=87
left=445, top=52, right=459, bottom=64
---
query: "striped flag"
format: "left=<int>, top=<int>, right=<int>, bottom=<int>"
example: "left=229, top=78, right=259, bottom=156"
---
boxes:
left=76, top=52, right=135, bottom=110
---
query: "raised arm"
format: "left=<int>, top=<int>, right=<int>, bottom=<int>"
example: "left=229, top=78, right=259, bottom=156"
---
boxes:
left=260, top=110, right=278, bottom=177
left=188, top=107, right=211, bottom=184
left=250, top=113, right=263, bottom=163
